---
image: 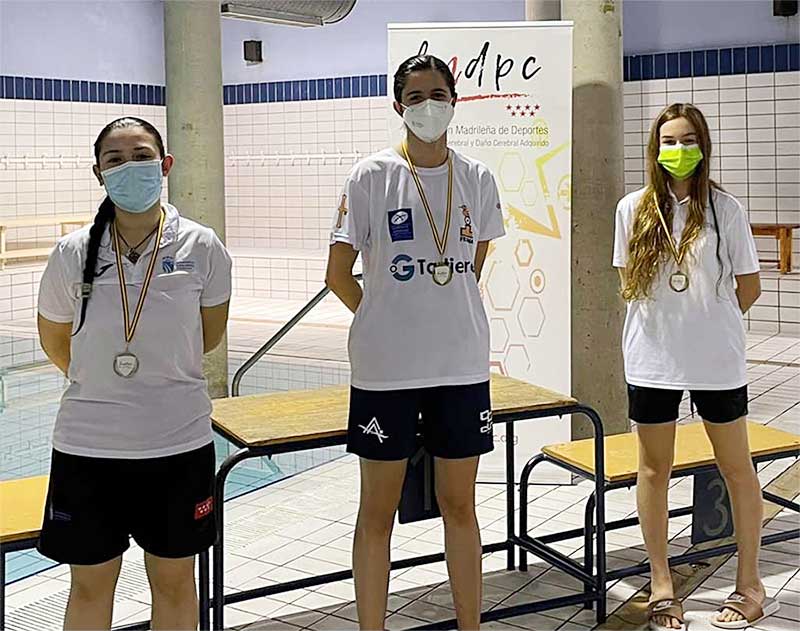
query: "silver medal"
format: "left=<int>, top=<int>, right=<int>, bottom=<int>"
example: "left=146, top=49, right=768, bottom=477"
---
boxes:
left=433, top=262, right=453, bottom=286
left=669, top=271, right=689, bottom=293
left=113, top=352, right=139, bottom=378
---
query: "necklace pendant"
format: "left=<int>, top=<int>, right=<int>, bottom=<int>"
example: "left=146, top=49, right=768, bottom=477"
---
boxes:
left=126, top=250, right=140, bottom=264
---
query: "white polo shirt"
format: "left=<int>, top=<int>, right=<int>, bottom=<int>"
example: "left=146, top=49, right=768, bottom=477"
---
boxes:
left=613, top=187, right=759, bottom=390
left=331, top=147, right=506, bottom=391
left=38, top=204, right=232, bottom=459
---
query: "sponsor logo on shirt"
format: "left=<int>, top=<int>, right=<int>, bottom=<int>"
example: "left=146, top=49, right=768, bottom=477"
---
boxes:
left=176, top=260, right=196, bottom=272
left=479, top=410, right=493, bottom=434
left=359, top=417, right=389, bottom=443
left=389, top=253, right=476, bottom=282
left=162, top=256, right=175, bottom=273
left=94, top=263, right=114, bottom=278
left=336, top=194, right=348, bottom=229
left=459, top=205, right=474, bottom=244
left=390, top=254, right=416, bottom=281
left=49, top=504, right=72, bottom=522
left=194, top=496, right=214, bottom=520
left=388, top=208, right=414, bottom=242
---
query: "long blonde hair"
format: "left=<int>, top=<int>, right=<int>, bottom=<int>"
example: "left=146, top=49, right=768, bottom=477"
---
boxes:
left=622, top=103, right=717, bottom=301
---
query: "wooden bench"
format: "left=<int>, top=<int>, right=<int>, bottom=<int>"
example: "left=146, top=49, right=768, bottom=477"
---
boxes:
left=518, top=422, right=800, bottom=592
left=207, top=374, right=606, bottom=630
left=0, top=475, right=49, bottom=631
left=0, top=215, right=91, bottom=269
left=751, top=223, right=799, bottom=274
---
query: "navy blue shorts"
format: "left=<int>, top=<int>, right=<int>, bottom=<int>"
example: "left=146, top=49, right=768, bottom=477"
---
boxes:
left=628, top=384, right=748, bottom=424
left=347, top=381, right=494, bottom=461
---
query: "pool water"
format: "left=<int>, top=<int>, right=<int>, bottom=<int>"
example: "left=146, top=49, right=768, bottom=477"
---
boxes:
left=1, top=354, right=348, bottom=585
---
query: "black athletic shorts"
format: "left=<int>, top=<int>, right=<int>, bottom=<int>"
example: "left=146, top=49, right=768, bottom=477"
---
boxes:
left=347, top=381, right=494, bottom=461
left=627, top=384, right=748, bottom=424
left=38, top=441, right=216, bottom=566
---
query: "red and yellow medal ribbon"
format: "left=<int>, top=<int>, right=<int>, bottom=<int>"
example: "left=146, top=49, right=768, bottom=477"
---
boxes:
left=401, top=141, right=453, bottom=260
left=112, top=210, right=165, bottom=345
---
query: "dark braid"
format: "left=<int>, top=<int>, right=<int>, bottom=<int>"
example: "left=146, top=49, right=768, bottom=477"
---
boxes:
left=73, top=197, right=115, bottom=335
left=73, top=117, right=165, bottom=335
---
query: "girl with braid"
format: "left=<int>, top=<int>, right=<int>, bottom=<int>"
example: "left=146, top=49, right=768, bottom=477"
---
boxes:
left=36, top=118, right=231, bottom=631
left=613, top=104, right=776, bottom=631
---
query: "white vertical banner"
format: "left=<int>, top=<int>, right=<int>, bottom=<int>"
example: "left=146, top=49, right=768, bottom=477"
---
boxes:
left=388, top=22, right=573, bottom=482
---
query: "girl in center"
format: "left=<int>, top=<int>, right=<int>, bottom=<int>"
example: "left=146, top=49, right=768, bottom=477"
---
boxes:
left=326, top=55, right=505, bottom=631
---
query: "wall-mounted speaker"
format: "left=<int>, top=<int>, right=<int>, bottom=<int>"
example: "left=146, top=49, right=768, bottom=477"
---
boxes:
left=774, top=0, right=798, bottom=17
left=244, top=40, right=263, bottom=63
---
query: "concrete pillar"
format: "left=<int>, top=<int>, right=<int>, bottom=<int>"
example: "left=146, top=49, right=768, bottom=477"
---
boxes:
left=164, top=0, right=229, bottom=399
left=561, top=0, right=629, bottom=438
left=525, top=0, right=561, bottom=21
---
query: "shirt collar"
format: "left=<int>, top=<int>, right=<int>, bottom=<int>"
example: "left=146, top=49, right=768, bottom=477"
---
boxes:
left=98, top=203, right=180, bottom=263
left=666, top=185, right=690, bottom=206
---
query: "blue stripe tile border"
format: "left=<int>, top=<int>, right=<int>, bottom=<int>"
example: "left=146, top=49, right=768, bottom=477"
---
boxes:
left=0, top=73, right=391, bottom=104
left=1, top=43, right=797, bottom=101
left=624, top=42, right=799, bottom=81
left=0, top=76, right=165, bottom=104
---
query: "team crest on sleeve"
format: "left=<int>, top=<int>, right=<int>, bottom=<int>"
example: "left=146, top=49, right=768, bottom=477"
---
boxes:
left=459, top=205, right=474, bottom=244
left=388, top=208, right=414, bottom=242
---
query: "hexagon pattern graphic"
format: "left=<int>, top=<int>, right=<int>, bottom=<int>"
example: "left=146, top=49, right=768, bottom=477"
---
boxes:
left=498, top=153, right=525, bottom=193
left=486, top=147, right=568, bottom=378
left=485, top=259, right=520, bottom=312
left=518, top=297, right=545, bottom=338
left=521, top=179, right=538, bottom=206
left=504, top=344, right=531, bottom=375
left=489, top=318, right=511, bottom=354
left=514, top=239, right=533, bottom=267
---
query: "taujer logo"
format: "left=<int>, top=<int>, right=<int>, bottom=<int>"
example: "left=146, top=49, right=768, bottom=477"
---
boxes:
left=390, top=254, right=476, bottom=282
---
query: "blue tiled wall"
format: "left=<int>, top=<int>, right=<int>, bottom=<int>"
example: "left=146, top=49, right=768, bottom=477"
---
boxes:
left=1, top=44, right=797, bottom=104
left=624, top=43, right=800, bottom=81
left=0, top=73, right=388, bottom=104
left=0, top=77, right=165, bottom=104
left=221, top=74, right=387, bottom=105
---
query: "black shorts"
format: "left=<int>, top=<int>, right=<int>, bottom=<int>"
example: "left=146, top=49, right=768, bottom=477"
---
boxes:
left=347, top=381, right=494, bottom=461
left=38, top=442, right=216, bottom=566
left=627, top=384, right=748, bottom=424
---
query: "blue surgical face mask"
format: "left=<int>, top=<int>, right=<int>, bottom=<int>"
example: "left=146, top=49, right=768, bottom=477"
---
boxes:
left=101, top=159, right=163, bottom=213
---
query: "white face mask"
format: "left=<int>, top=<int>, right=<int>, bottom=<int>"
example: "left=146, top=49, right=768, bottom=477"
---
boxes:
left=402, top=99, right=455, bottom=144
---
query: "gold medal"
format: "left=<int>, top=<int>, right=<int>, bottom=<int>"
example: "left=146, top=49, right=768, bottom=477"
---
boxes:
left=654, top=193, right=690, bottom=293
left=111, top=210, right=165, bottom=378
left=401, top=142, right=454, bottom=287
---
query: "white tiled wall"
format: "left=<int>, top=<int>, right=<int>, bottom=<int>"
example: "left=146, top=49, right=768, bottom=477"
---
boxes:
left=223, top=97, right=390, bottom=252
left=0, top=100, right=167, bottom=244
left=0, top=71, right=797, bottom=344
left=623, top=71, right=800, bottom=333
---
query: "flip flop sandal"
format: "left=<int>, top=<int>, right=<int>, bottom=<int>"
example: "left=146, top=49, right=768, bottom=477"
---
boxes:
left=711, top=591, right=781, bottom=629
left=647, top=598, right=686, bottom=631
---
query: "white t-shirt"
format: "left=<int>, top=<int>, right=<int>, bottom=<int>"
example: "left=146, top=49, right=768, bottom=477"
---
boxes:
left=613, top=187, right=759, bottom=390
left=331, top=147, right=505, bottom=391
left=38, top=204, right=232, bottom=459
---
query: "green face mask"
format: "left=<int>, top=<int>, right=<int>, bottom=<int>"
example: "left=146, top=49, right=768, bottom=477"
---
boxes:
left=657, top=143, right=703, bottom=180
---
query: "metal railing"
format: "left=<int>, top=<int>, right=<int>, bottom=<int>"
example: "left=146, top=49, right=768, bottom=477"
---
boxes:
left=230, top=274, right=362, bottom=397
